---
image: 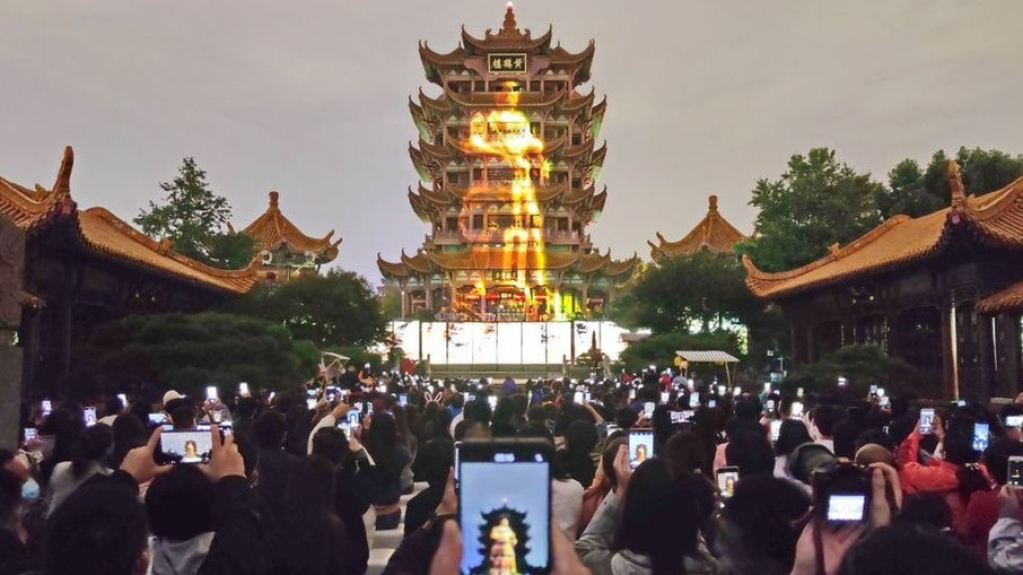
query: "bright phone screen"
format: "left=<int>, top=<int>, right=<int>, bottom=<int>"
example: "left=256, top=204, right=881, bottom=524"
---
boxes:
left=160, top=430, right=213, bottom=464
left=628, top=430, right=654, bottom=469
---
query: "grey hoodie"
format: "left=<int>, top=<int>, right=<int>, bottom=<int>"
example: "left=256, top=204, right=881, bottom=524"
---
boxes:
left=151, top=532, right=215, bottom=575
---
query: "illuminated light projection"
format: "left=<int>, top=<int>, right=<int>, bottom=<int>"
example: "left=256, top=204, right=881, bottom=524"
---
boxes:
left=461, top=82, right=557, bottom=317
left=378, top=4, right=640, bottom=323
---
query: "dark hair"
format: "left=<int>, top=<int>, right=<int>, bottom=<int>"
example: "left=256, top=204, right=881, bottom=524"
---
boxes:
left=942, top=428, right=989, bottom=498
left=897, top=493, right=952, bottom=532
left=812, top=405, right=841, bottom=437
left=71, top=424, right=113, bottom=479
left=662, top=430, right=706, bottom=479
left=145, top=464, right=214, bottom=541
left=108, top=414, right=147, bottom=469
left=491, top=396, right=518, bottom=437
left=565, top=420, right=598, bottom=454
left=278, top=456, right=345, bottom=575
left=775, top=420, right=813, bottom=457
left=616, top=406, right=639, bottom=430
left=0, top=468, right=21, bottom=524
left=462, top=399, right=492, bottom=426
left=253, top=411, right=288, bottom=450
left=419, top=437, right=455, bottom=487
left=43, top=479, right=149, bottom=575
left=855, top=428, right=895, bottom=453
left=235, top=396, right=258, bottom=418
left=166, top=399, right=197, bottom=430
left=985, top=438, right=1023, bottom=485
left=726, top=431, right=775, bottom=478
left=832, top=419, right=860, bottom=460
left=104, top=397, right=124, bottom=418
left=311, top=427, right=351, bottom=467
left=614, top=459, right=702, bottom=575
left=364, top=412, right=398, bottom=463
left=837, top=522, right=993, bottom=575
left=718, top=475, right=811, bottom=574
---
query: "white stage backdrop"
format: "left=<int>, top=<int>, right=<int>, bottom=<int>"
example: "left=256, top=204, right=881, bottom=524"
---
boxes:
left=387, top=321, right=633, bottom=365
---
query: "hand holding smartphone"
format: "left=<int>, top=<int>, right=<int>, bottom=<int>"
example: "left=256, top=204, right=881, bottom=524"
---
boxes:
left=919, top=408, right=936, bottom=435
left=716, top=466, right=739, bottom=500
left=627, top=429, right=654, bottom=470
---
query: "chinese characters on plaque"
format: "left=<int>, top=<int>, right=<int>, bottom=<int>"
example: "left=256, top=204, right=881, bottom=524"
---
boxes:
left=488, top=53, right=527, bottom=73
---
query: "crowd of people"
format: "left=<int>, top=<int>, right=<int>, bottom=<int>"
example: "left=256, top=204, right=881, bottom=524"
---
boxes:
left=5, top=368, right=1023, bottom=575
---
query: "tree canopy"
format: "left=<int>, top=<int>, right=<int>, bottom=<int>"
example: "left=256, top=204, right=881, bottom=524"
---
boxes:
left=737, top=148, right=885, bottom=273
left=877, top=147, right=1023, bottom=219
left=230, top=270, right=386, bottom=349
left=79, top=312, right=320, bottom=397
left=135, top=157, right=255, bottom=269
left=609, top=251, right=759, bottom=335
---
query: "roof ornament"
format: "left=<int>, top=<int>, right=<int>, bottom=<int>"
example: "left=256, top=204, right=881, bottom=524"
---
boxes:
left=708, top=195, right=719, bottom=212
left=268, top=191, right=280, bottom=210
left=948, top=160, right=966, bottom=224
left=502, top=2, right=518, bottom=34
left=52, top=146, right=74, bottom=200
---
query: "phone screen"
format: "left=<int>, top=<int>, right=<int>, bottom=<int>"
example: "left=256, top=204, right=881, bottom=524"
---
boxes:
left=708, top=399, right=717, bottom=408
left=117, top=393, right=128, bottom=406
left=628, top=430, right=654, bottom=469
left=1007, top=415, right=1023, bottom=429
left=23, top=427, right=37, bottom=444
left=41, top=400, right=52, bottom=416
left=573, top=391, right=583, bottom=404
left=920, top=408, right=935, bottom=435
left=148, top=412, right=167, bottom=425
left=826, top=494, right=867, bottom=522
left=670, top=410, right=684, bottom=424
left=643, top=402, right=655, bottom=418
left=717, top=385, right=726, bottom=397
left=346, top=410, right=361, bottom=427
left=399, top=393, right=409, bottom=406
left=660, top=392, right=669, bottom=404
left=770, top=419, right=782, bottom=442
left=1008, top=456, right=1023, bottom=487
left=689, top=393, right=700, bottom=408
left=458, top=440, right=552, bottom=575
left=973, top=422, right=990, bottom=452
left=206, top=386, right=218, bottom=401
left=790, top=401, right=804, bottom=420
left=160, top=430, right=213, bottom=464
left=83, top=407, right=97, bottom=427
left=337, top=421, right=351, bottom=439
left=716, top=467, right=739, bottom=499
left=306, top=399, right=318, bottom=410
left=238, top=382, right=250, bottom=396
left=488, top=396, right=498, bottom=410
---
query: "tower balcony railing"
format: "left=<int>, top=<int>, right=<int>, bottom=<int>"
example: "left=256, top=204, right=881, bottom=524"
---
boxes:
left=433, top=230, right=464, bottom=243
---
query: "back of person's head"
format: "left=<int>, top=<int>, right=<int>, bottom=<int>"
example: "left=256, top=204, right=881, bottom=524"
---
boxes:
left=145, top=464, right=214, bottom=541
left=166, top=398, right=197, bottom=430
left=454, top=419, right=490, bottom=441
left=941, top=428, right=988, bottom=497
left=662, top=430, right=706, bottom=479
left=253, top=411, right=288, bottom=450
left=109, top=414, right=147, bottom=469
left=616, top=405, right=638, bottom=430
left=614, top=459, right=701, bottom=567
left=285, top=455, right=337, bottom=518
left=837, top=522, right=993, bottom=575
left=726, top=431, right=775, bottom=477
left=311, top=427, right=351, bottom=467
left=897, top=493, right=952, bottom=532
left=235, top=396, right=258, bottom=419
left=491, top=396, right=518, bottom=437
left=855, top=428, right=895, bottom=453
left=526, top=405, right=547, bottom=424
left=517, top=421, right=554, bottom=444
left=232, top=431, right=259, bottom=478
left=419, top=437, right=455, bottom=487
left=564, top=420, right=598, bottom=454
left=717, top=475, right=811, bottom=575
left=462, top=399, right=492, bottom=426
left=365, top=412, right=398, bottom=459
left=775, top=420, right=813, bottom=457
left=43, top=478, right=149, bottom=575
left=832, top=419, right=860, bottom=459
left=855, top=443, right=896, bottom=468
left=71, top=424, right=113, bottom=478
left=812, top=405, right=841, bottom=438
left=104, top=397, right=124, bottom=418
left=984, top=438, right=1023, bottom=485
left=733, top=398, right=760, bottom=421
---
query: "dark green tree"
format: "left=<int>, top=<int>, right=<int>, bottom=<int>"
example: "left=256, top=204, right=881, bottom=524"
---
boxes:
left=135, top=157, right=256, bottom=269
left=736, top=148, right=884, bottom=273
left=231, top=270, right=386, bottom=349
left=609, top=251, right=760, bottom=335
left=79, top=312, right=319, bottom=397
left=877, top=147, right=1023, bottom=219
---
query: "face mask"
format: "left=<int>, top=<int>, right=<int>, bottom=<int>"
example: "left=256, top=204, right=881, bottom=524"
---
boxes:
left=21, top=478, right=40, bottom=501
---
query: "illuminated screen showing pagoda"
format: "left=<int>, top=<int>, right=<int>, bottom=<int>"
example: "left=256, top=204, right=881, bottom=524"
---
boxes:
left=378, top=4, right=638, bottom=322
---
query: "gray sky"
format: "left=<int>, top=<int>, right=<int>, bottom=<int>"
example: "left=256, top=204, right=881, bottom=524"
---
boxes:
left=3, top=1, right=1023, bottom=283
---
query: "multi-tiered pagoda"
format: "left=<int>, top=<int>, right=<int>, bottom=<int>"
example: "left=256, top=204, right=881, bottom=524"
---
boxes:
left=378, top=5, right=638, bottom=322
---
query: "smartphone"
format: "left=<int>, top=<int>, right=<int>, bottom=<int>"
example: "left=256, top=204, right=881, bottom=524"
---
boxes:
left=797, top=387, right=804, bottom=398
left=488, top=396, right=498, bottom=410
left=23, top=427, right=37, bottom=444
left=238, top=382, right=250, bottom=396
left=880, top=396, right=891, bottom=409
left=628, top=389, right=636, bottom=400
left=920, top=408, right=935, bottom=435
left=717, top=385, right=726, bottom=397
left=41, top=400, right=52, bottom=417
left=1007, top=415, right=1023, bottom=429
left=733, top=387, right=741, bottom=397
left=973, top=422, right=990, bottom=452
left=337, top=421, right=351, bottom=439
left=689, top=392, right=700, bottom=409
left=643, top=402, right=655, bottom=418
left=766, top=400, right=776, bottom=412
left=117, top=393, right=128, bottom=407
left=399, top=393, right=409, bottom=406
left=457, top=439, right=553, bottom=575
left=957, top=400, right=967, bottom=407
left=306, top=398, right=318, bottom=410
left=206, top=386, right=218, bottom=401
left=708, top=399, right=717, bottom=408
left=876, top=388, right=886, bottom=398
left=869, top=385, right=878, bottom=396
left=1009, top=456, right=1023, bottom=487
left=160, top=430, right=214, bottom=464
left=681, top=410, right=695, bottom=421
left=148, top=412, right=168, bottom=425
left=790, top=401, right=804, bottom=420
left=574, top=391, right=584, bottom=404
left=670, top=410, right=685, bottom=424
left=627, top=429, right=655, bottom=469
left=716, top=466, right=740, bottom=500
left=583, top=392, right=591, bottom=403
left=83, top=407, right=97, bottom=427
left=770, top=419, right=782, bottom=443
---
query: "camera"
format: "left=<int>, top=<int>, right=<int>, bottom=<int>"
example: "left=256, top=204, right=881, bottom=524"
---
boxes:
left=812, top=462, right=871, bottom=523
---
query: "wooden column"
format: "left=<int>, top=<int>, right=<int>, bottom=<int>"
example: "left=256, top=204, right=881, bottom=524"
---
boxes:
left=978, top=310, right=995, bottom=400
left=941, top=302, right=957, bottom=400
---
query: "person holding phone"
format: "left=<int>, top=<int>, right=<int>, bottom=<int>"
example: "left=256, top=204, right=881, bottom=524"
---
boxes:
left=47, top=425, right=114, bottom=516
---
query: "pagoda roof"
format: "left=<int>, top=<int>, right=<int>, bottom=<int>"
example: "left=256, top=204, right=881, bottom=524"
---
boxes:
left=460, top=6, right=553, bottom=54
left=649, top=195, right=747, bottom=261
left=443, top=85, right=568, bottom=109
left=1, top=147, right=259, bottom=295
left=607, top=254, right=642, bottom=277
left=378, top=245, right=639, bottom=279
left=240, top=192, right=341, bottom=263
left=744, top=162, right=1023, bottom=300
left=977, top=280, right=1023, bottom=316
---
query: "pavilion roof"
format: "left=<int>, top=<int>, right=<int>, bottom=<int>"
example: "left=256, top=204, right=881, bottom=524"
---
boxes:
left=1, top=147, right=259, bottom=295
left=377, top=246, right=639, bottom=278
left=649, top=195, right=747, bottom=261
left=744, top=162, right=1023, bottom=299
left=977, top=280, right=1023, bottom=315
left=239, top=191, right=341, bottom=263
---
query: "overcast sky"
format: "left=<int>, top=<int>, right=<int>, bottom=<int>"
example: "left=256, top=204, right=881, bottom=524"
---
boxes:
left=4, top=1, right=1023, bottom=283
